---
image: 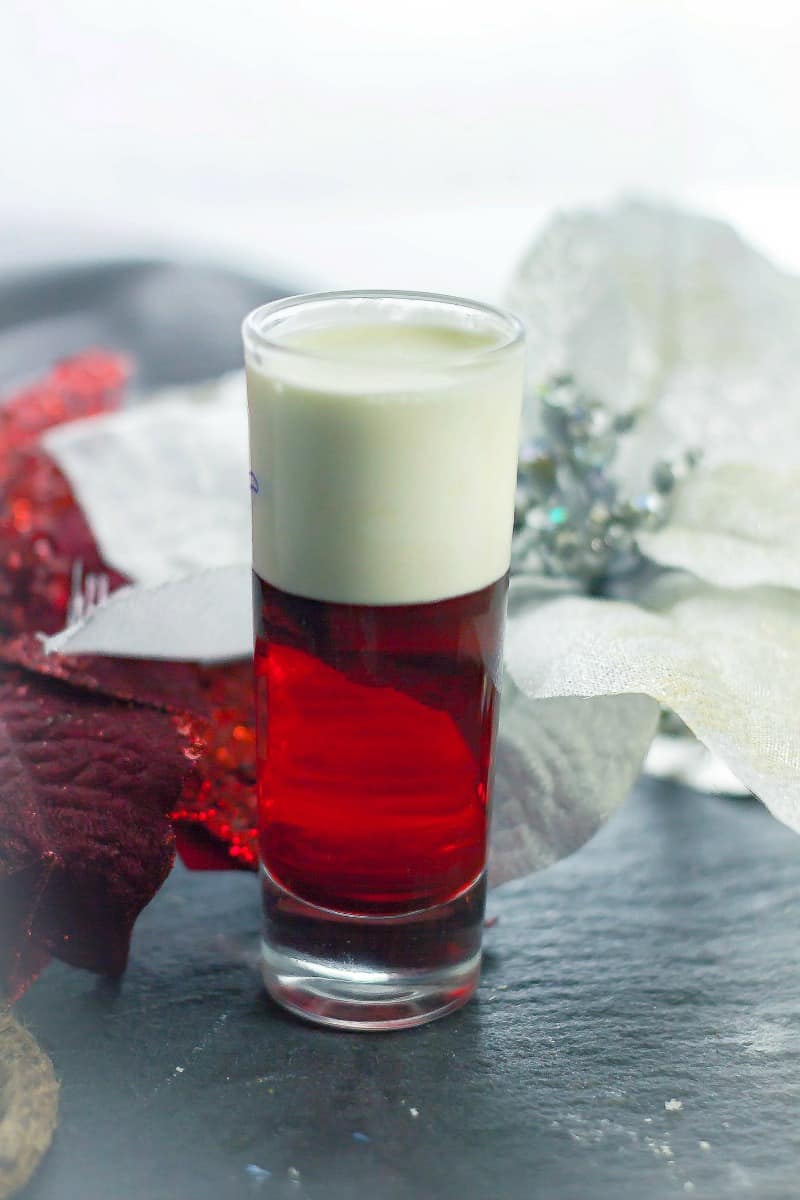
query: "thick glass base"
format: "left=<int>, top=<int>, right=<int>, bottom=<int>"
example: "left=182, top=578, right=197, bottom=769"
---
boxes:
left=260, top=867, right=486, bottom=1031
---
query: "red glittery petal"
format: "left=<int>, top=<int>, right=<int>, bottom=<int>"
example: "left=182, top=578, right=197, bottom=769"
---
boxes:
left=170, top=661, right=259, bottom=872
left=0, top=352, right=129, bottom=638
left=0, top=350, right=129, bottom=460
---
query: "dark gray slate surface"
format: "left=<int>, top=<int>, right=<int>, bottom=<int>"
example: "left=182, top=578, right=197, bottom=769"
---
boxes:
left=16, top=782, right=800, bottom=1200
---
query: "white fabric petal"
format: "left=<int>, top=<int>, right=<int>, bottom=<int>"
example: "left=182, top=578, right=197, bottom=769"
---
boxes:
left=508, top=199, right=800, bottom=471
left=490, top=684, right=659, bottom=885
left=41, top=564, right=252, bottom=662
left=42, top=371, right=249, bottom=585
left=505, top=575, right=800, bottom=832
left=642, top=460, right=800, bottom=588
left=640, top=464, right=800, bottom=591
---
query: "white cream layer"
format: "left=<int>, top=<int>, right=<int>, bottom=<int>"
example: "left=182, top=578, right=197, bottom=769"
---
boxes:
left=246, top=321, right=524, bottom=604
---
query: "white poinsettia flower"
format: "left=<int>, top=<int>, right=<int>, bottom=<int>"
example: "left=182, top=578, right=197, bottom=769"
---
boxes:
left=500, top=198, right=800, bottom=858
left=40, top=200, right=800, bottom=884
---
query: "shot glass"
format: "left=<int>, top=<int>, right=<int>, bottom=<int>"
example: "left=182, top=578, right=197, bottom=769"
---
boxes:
left=243, top=291, right=525, bottom=1030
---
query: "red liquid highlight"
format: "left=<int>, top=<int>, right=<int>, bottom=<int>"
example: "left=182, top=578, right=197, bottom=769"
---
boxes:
left=254, top=573, right=507, bottom=916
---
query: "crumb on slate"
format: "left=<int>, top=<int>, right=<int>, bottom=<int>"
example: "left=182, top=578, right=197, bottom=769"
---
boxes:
left=245, top=1164, right=271, bottom=1182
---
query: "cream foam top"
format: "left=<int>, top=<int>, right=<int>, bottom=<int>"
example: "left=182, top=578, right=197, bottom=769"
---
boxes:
left=244, top=298, right=524, bottom=605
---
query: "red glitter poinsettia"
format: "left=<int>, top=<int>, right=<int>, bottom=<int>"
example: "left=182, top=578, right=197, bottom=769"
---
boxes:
left=0, top=353, right=259, bottom=997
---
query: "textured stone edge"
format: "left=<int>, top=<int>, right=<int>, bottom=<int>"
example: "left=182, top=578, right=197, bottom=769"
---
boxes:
left=0, top=1011, right=59, bottom=1200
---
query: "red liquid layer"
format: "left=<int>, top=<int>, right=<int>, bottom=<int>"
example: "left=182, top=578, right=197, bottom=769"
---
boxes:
left=254, top=574, right=507, bottom=915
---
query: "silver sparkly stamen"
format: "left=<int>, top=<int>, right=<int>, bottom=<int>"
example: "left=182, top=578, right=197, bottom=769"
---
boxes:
left=512, top=374, right=700, bottom=583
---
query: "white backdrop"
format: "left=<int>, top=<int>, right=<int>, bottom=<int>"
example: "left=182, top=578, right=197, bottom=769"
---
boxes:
left=2, top=0, right=799, bottom=297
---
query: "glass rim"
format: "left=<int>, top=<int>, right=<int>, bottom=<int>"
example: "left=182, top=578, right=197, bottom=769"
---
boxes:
left=241, top=289, right=525, bottom=370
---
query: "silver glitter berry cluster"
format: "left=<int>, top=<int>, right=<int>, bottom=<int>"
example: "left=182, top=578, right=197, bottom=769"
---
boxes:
left=512, top=375, right=700, bottom=584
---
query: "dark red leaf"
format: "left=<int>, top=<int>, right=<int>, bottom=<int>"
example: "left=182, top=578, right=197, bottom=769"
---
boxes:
left=173, top=828, right=241, bottom=872
left=0, top=855, right=55, bottom=1002
left=0, top=659, right=192, bottom=997
left=0, top=635, right=209, bottom=714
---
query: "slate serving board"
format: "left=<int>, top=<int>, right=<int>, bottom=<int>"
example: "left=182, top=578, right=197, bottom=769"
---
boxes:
left=4, top=255, right=800, bottom=1200
left=17, top=784, right=800, bottom=1200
